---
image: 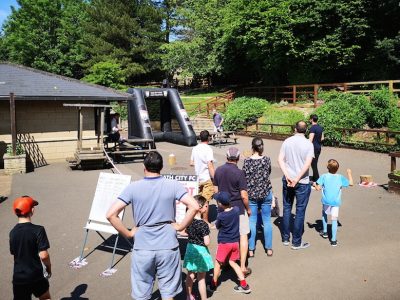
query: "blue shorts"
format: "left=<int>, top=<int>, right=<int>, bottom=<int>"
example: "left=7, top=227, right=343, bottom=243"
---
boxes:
left=131, top=248, right=182, bottom=300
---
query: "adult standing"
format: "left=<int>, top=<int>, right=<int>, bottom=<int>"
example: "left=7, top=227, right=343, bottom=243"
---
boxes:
left=213, top=147, right=251, bottom=276
left=278, top=121, right=314, bottom=250
left=190, top=130, right=215, bottom=224
left=309, top=114, right=324, bottom=182
left=243, top=137, right=274, bottom=257
left=212, top=109, right=224, bottom=133
left=107, top=151, right=199, bottom=300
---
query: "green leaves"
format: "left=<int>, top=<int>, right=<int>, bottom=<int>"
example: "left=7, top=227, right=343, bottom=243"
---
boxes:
left=224, top=97, right=269, bottom=130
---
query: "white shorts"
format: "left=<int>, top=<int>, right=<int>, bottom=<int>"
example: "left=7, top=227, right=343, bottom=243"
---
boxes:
left=323, top=205, right=339, bottom=218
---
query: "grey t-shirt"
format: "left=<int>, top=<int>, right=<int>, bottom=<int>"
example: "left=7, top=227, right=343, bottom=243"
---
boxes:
left=280, top=134, right=314, bottom=184
left=118, top=176, right=187, bottom=250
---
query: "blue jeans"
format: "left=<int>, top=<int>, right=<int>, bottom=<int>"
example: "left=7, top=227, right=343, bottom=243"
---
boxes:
left=248, top=191, right=273, bottom=251
left=281, top=177, right=311, bottom=247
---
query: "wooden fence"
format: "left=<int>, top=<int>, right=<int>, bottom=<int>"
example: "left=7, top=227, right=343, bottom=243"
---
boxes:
left=237, top=122, right=400, bottom=150
left=184, top=90, right=235, bottom=116
left=242, top=80, right=400, bottom=108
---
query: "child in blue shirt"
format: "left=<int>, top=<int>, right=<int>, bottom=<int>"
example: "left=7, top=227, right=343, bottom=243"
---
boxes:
left=314, top=159, right=353, bottom=246
left=208, top=191, right=251, bottom=294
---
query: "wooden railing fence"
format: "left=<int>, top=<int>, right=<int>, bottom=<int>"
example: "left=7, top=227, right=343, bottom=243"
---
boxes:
left=242, top=80, right=400, bottom=108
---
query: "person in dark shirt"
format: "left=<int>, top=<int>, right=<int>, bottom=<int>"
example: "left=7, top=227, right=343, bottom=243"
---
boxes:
left=213, top=147, right=251, bottom=276
left=208, top=192, right=251, bottom=294
left=309, top=114, right=324, bottom=182
left=9, top=196, right=52, bottom=300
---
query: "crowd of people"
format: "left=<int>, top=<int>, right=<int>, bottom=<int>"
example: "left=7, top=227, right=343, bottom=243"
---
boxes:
left=9, top=116, right=355, bottom=300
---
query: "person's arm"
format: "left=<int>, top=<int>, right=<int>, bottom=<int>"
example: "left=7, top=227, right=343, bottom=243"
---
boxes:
left=290, top=156, right=313, bottom=187
left=39, top=250, right=52, bottom=278
left=347, top=169, right=354, bottom=186
left=208, top=160, right=215, bottom=179
left=219, top=116, right=224, bottom=126
left=106, top=200, right=136, bottom=239
left=278, top=151, right=293, bottom=185
left=241, top=190, right=251, bottom=216
left=203, top=235, right=210, bottom=246
left=321, top=132, right=325, bottom=141
left=172, top=194, right=199, bottom=232
left=309, top=132, right=315, bottom=143
left=190, top=150, right=194, bottom=166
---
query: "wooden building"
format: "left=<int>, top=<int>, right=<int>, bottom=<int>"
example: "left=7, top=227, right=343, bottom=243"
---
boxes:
left=0, top=62, right=132, bottom=169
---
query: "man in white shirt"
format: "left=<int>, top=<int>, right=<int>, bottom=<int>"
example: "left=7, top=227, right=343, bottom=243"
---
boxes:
left=190, top=130, right=215, bottom=224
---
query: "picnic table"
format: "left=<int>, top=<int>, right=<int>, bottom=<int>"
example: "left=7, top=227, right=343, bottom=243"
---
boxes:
left=209, top=131, right=238, bottom=147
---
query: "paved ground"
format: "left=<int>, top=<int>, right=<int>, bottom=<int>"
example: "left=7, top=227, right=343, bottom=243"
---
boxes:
left=1, top=136, right=400, bottom=300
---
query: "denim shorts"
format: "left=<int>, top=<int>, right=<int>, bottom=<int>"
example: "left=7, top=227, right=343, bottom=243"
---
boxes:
left=131, top=248, right=182, bottom=300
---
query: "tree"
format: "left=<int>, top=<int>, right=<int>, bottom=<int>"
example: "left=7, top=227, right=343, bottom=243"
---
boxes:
left=82, top=0, right=164, bottom=83
left=1, top=0, right=87, bottom=78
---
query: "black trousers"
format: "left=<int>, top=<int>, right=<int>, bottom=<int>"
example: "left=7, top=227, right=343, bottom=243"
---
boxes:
left=311, top=148, right=321, bottom=182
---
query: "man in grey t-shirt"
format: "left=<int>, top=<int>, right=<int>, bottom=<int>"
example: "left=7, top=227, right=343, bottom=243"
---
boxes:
left=107, top=151, right=199, bottom=300
left=278, top=121, right=314, bottom=250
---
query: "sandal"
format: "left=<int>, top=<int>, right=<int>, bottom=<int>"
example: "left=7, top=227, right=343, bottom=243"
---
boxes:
left=266, top=249, right=273, bottom=256
left=248, top=250, right=255, bottom=258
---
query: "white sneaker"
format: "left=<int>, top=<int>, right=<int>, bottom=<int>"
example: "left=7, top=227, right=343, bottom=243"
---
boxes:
left=291, top=242, right=310, bottom=250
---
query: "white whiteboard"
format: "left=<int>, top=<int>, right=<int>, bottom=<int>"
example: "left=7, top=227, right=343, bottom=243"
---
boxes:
left=88, top=172, right=132, bottom=223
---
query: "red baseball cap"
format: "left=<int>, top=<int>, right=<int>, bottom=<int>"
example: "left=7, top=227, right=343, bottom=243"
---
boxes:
left=13, top=196, right=38, bottom=215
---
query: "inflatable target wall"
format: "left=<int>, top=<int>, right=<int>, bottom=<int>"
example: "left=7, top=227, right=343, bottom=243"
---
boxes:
left=127, top=88, right=197, bottom=146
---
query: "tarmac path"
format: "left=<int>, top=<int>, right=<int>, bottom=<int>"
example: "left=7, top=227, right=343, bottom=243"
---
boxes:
left=1, top=136, right=399, bottom=299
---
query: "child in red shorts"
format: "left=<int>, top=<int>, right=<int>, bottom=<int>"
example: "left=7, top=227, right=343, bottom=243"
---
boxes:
left=208, top=192, right=251, bottom=294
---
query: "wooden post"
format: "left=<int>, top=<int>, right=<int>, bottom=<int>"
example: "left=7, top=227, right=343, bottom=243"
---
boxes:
left=389, top=80, right=394, bottom=93
left=391, top=156, right=396, bottom=172
left=313, top=84, right=318, bottom=108
left=9, top=93, right=17, bottom=155
left=274, top=87, right=277, bottom=102
left=385, top=132, right=389, bottom=144
left=100, top=108, right=105, bottom=149
left=343, top=83, right=348, bottom=92
left=292, top=85, right=297, bottom=104
left=77, top=107, right=83, bottom=151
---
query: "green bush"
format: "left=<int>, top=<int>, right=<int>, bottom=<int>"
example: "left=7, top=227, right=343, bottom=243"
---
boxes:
left=224, top=97, right=270, bottom=130
left=367, top=87, right=398, bottom=128
left=314, top=92, right=370, bottom=144
left=262, top=108, right=305, bottom=133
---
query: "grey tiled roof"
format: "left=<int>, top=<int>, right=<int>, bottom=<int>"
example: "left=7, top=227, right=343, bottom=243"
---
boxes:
left=0, top=62, right=132, bottom=101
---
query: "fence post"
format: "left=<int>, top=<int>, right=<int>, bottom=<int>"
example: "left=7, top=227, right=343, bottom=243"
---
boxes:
left=256, top=123, right=259, bottom=132
left=389, top=80, right=394, bottom=93
left=343, top=83, right=348, bottom=92
left=313, top=84, right=318, bottom=108
left=292, top=85, right=297, bottom=104
left=386, top=132, right=389, bottom=144
left=274, top=87, right=277, bottom=102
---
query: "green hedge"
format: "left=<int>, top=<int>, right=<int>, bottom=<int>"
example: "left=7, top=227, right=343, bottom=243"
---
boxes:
left=223, top=97, right=270, bottom=130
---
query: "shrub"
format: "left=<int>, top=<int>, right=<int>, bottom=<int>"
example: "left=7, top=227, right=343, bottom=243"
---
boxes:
left=367, top=87, right=398, bottom=128
left=224, top=97, right=270, bottom=130
left=262, top=108, right=305, bottom=133
left=314, top=92, right=370, bottom=144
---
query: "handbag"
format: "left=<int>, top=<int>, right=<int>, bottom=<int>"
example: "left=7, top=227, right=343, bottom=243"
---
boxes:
left=271, top=196, right=280, bottom=218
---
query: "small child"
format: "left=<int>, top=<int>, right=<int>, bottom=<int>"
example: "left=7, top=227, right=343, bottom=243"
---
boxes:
left=314, top=159, right=354, bottom=246
left=208, top=191, right=251, bottom=294
left=183, top=195, right=214, bottom=300
left=9, top=196, right=52, bottom=300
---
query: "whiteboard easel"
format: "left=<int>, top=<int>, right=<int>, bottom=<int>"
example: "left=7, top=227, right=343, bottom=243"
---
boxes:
left=72, top=172, right=131, bottom=273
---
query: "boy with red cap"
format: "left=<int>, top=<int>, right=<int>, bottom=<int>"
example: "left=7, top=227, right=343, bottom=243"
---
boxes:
left=9, top=196, right=52, bottom=300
